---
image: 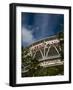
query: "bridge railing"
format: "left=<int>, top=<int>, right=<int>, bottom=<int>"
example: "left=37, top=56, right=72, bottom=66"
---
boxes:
left=39, top=55, right=61, bottom=61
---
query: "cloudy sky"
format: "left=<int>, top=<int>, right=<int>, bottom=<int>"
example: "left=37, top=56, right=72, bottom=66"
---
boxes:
left=21, top=12, right=64, bottom=47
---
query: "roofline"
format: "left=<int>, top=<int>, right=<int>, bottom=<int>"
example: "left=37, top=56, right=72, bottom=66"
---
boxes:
left=30, top=35, right=58, bottom=46
left=23, top=33, right=63, bottom=49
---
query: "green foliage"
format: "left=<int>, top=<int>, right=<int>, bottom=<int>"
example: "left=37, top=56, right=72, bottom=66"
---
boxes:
left=22, top=48, right=40, bottom=77
left=40, top=65, right=63, bottom=76
left=57, top=32, right=64, bottom=60
left=22, top=65, right=64, bottom=77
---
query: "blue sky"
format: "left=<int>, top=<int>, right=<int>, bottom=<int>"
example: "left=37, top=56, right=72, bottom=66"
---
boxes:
left=21, top=13, right=64, bottom=47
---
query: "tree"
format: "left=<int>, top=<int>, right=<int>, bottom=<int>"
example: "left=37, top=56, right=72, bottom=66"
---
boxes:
left=22, top=47, right=40, bottom=77
left=58, top=31, right=64, bottom=61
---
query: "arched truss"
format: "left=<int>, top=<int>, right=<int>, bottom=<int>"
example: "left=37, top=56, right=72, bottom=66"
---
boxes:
left=30, top=42, right=61, bottom=60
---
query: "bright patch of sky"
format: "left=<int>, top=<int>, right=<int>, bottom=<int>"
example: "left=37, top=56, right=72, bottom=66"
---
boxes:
left=21, top=13, right=64, bottom=47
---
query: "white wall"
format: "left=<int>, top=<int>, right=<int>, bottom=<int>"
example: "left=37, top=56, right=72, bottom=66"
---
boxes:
left=0, top=0, right=72, bottom=89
